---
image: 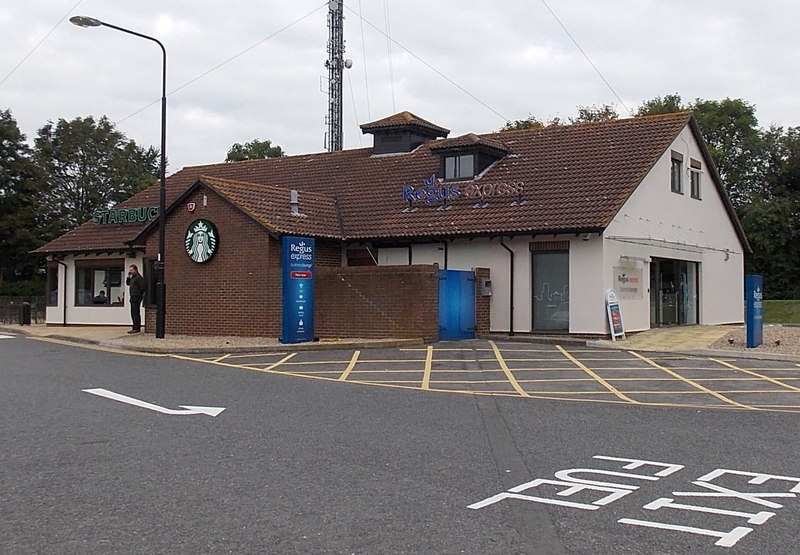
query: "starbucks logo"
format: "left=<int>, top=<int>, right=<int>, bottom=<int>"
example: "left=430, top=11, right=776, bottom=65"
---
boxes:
left=185, top=219, right=218, bottom=263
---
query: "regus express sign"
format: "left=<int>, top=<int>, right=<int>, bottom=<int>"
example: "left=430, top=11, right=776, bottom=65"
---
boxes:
left=281, top=236, right=315, bottom=344
left=402, top=174, right=524, bottom=206
left=92, top=206, right=159, bottom=224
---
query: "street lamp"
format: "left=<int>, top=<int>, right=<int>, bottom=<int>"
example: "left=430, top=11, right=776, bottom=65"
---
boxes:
left=70, top=15, right=167, bottom=339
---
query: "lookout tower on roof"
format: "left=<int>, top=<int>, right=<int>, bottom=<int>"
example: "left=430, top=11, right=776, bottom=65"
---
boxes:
left=360, top=111, right=450, bottom=155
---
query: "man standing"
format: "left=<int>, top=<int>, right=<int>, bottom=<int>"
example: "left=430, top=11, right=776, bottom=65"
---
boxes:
left=126, top=264, right=146, bottom=333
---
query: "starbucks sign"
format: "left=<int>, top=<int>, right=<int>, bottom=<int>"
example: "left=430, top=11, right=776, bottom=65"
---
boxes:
left=184, top=219, right=218, bottom=263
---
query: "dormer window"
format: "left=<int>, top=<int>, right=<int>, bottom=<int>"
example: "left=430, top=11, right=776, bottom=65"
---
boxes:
left=445, top=154, right=475, bottom=180
left=431, top=133, right=510, bottom=182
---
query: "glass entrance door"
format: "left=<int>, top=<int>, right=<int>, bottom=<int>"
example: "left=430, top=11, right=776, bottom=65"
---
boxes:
left=532, top=251, right=569, bottom=331
left=650, top=258, right=698, bottom=326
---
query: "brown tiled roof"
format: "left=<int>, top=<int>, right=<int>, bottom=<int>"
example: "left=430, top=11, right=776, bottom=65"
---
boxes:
left=200, top=176, right=342, bottom=238
left=39, top=112, right=733, bottom=253
left=360, top=111, right=450, bottom=136
left=429, top=133, right=509, bottom=154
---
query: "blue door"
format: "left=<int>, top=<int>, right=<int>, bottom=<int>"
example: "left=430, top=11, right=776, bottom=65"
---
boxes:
left=439, top=269, right=476, bottom=340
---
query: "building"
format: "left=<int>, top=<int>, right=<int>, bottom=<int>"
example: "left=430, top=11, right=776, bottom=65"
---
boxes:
left=35, top=111, right=749, bottom=340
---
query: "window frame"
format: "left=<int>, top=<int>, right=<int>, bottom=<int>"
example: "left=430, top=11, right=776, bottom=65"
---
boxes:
left=444, top=154, right=475, bottom=181
left=46, top=263, right=59, bottom=307
left=689, top=158, right=702, bottom=199
left=73, top=259, right=125, bottom=307
left=670, top=151, right=684, bottom=194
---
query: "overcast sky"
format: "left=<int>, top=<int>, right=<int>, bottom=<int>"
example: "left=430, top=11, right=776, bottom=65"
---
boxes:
left=2, top=1, right=799, bottom=174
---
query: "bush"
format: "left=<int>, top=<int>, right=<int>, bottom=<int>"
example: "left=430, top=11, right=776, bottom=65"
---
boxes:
left=0, top=279, right=45, bottom=297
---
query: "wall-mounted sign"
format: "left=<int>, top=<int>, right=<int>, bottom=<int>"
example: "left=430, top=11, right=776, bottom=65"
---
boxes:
left=184, top=219, right=218, bottom=263
left=281, top=236, right=315, bottom=344
left=613, top=266, right=643, bottom=300
left=606, top=288, right=626, bottom=341
left=401, top=175, right=524, bottom=206
left=92, top=206, right=159, bottom=225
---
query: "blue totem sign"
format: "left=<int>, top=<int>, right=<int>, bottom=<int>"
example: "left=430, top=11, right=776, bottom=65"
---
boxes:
left=745, top=274, right=763, bottom=348
left=281, top=236, right=315, bottom=344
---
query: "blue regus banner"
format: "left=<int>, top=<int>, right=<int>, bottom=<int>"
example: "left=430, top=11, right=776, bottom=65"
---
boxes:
left=281, top=236, right=315, bottom=344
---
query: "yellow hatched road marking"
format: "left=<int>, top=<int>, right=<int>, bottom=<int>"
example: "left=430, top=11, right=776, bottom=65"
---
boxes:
left=629, top=351, right=755, bottom=410
left=211, top=353, right=231, bottom=363
left=710, top=358, right=800, bottom=393
left=263, top=352, right=297, bottom=371
left=422, top=345, right=433, bottom=389
left=489, top=341, right=529, bottom=397
left=556, top=345, right=639, bottom=404
left=338, top=350, right=361, bottom=381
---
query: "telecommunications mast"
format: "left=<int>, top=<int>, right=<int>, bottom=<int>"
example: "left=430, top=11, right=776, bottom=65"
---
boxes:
left=325, top=0, right=351, bottom=151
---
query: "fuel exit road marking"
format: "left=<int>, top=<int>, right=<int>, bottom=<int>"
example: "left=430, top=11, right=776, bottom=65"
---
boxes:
left=83, top=388, right=226, bottom=417
left=469, top=455, right=800, bottom=548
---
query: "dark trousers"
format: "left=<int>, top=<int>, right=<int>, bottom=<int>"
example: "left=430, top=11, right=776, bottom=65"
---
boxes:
left=130, top=295, right=143, bottom=331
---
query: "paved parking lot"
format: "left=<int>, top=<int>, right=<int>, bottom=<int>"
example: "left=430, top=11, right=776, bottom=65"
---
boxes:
left=177, top=340, right=800, bottom=413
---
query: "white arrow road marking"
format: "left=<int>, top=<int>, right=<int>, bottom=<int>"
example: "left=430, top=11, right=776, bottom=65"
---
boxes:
left=0, top=335, right=15, bottom=339
left=82, top=388, right=226, bottom=417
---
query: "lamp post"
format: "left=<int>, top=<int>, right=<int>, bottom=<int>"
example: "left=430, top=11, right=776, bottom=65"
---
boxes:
left=70, top=15, right=167, bottom=338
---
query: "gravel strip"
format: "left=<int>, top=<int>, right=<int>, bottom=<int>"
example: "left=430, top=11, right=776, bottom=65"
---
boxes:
left=709, top=324, right=800, bottom=356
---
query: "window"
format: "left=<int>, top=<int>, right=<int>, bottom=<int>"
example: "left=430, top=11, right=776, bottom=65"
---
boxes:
left=690, top=159, right=702, bottom=199
left=46, top=263, right=59, bottom=306
left=74, top=260, right=125, bottom=306
left=670, top=152, right=683, bottom=194
left=144, top=258, right=157, bottom=307
left=444, top=154, right=474, bottom=180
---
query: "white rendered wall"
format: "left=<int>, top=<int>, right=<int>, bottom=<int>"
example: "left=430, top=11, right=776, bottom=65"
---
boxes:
left=446, top=237, right=532, bottom=333
left=411, top=243, right=446, bottom=266
left=568, top=235, right=608, bottom=334
left=45, top=254, right=144, bottom=327
left=377, top=247, right=409, bottom=265
left=604, top=125, right=745, bottom=328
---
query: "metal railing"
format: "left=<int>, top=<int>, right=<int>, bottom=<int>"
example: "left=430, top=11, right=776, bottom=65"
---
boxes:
left=0, top=296, right=46, bottom=325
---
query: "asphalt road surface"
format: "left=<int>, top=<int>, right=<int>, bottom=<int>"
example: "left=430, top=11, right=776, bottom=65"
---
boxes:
left=2, top=334, right=800, bottom=554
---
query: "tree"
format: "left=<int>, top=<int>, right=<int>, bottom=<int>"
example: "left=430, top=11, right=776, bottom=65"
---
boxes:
left=569, top=103, right=618, bottom=124
left=226, top=138, right=285, bottom=162
left=690, top=98, right=765, bottom=207
left=740, top=126, right=800, bottom=298
left=0, top=110, right=44, bottom=286
left=33, top=116, right=158, bottom=233
left=635, top=93, right=684, bottom=116
left=500, top=104, right=618, bottom=131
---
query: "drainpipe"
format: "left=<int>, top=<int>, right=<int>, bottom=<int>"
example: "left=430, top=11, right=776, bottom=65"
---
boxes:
left=443, top=240, right=449, bottom=269
left=500, top=238, right=514, bottom=336
left=56, top=258, right=68, bottom=327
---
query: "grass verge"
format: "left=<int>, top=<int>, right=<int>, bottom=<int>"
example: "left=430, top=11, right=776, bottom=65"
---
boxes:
left=764, top=300, right=800, bottom=324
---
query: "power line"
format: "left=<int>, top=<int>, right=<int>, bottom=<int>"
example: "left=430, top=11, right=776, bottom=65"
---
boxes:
left=118, top=2, right=328, bottom=125
left=345, top=6, right=509, bottom=123
left=357, top=0, right=371, bottom=120
left=383, top=0, right=396, bottom=112
left=0, top=0, right=84, bottom=88
left=538, top=0, right=631, bottom=115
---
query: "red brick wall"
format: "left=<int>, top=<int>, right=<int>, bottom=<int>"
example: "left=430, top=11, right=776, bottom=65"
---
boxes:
left=145, top=186, right=282, bottom=336
left=142, top=185, right=439, bottom=340
left=315, top=265, right=439, bottom=342
left=474, top=267, right=491, bottom=337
